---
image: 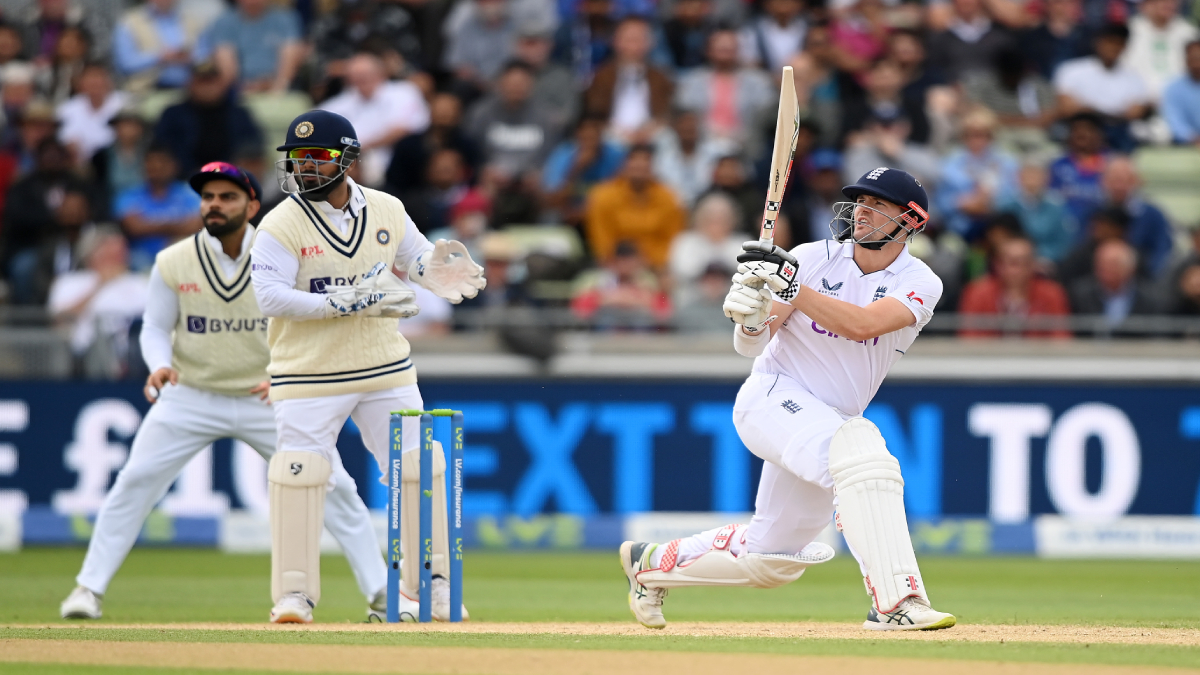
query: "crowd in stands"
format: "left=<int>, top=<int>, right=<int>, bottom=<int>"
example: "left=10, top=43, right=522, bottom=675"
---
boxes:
left=1, top=0, right=1200, bottom=373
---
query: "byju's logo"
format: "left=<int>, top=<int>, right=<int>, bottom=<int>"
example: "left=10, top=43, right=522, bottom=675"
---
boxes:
left=819, top=278, right=843, bottom=296
left=186, top=316, right=206, bottom=333
left=310, top=277, right=332, bottom=293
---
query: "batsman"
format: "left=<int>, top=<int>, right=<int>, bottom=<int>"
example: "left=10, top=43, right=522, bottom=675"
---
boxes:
left=250, top=111, right=485, bottom=623
left=620, top=166, right=956, bottom=631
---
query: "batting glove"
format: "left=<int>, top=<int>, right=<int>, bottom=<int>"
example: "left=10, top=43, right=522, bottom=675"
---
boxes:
left=737, top=241, right=800, bottom=300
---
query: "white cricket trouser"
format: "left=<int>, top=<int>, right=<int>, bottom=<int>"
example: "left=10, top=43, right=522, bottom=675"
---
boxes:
left=664, top=372, right=852, bottom=565
left=272, top=384, right=424, bottom=480
left=76, top=383, right=387, bottom=599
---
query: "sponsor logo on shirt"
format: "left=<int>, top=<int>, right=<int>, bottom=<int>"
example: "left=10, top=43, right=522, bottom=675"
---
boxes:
left=818, top=278, right=843, bottom=296
left=872, top=286, right=888, bottom=302
left=178, top=283, right=200, bottom=293
left=309, top=275, right=359, bottom=293
left=186, top=315, right=268, bottom=334
left=780, top=400, right=802, bottom=414
left=300, top=245, right=325, bottom=258
left=251, top=263, right=275, bottom=272
left=810, top=320, right=880, bottom=346
left=906, top=291, right=924, bottom=305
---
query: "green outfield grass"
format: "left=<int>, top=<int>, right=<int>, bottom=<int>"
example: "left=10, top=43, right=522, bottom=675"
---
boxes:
left=0, top=547, right=1197, bottom=628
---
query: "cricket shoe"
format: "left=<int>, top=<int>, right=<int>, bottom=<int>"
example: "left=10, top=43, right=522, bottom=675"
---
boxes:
left=270, top=592, right=315, bottom=624
left=367, top=587, right=419, bottom=622
left=619, top=541, right=667, bottom=629
left=863, top=596, right=956, bottom=631
left=60, top=586, right=102, bottom=619
left=431, top=576, right=470, bottom=622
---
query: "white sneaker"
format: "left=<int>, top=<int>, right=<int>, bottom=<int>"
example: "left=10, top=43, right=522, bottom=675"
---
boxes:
left=431, top=576, right=469, bottom=622
left=366, top=587, right=420, bottom=622
left=269, top=592, right=314, bottom=624
left=60, top=586, right=102, bottom=619
left=619, top=541, right=667, bottom=629
left=863, top=596, right=956, bottom=631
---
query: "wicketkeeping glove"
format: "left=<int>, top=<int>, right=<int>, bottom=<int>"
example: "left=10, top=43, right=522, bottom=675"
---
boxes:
left=323, top=262, right=420, bottom=318
left=723, top=273, right=777, bottom=335
left=737, top=241, right=800, bottom=300
left=408, top=239, right=486, bottom=304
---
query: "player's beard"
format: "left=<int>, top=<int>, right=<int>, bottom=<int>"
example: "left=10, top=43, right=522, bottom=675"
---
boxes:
left=204, top=210, right=246, bottom=237
left=301, top=169, right=347, bottom=201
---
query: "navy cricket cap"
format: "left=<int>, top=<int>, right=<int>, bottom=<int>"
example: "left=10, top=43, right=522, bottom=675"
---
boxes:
left=189, top=161, right=262, bottom=201
left=277, top=110, right=361, bottom=152
left=842, top=167, right=930, bottom=225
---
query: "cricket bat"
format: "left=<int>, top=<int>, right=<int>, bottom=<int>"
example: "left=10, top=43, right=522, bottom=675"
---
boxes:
left=759, top=66, right=800, bottom=245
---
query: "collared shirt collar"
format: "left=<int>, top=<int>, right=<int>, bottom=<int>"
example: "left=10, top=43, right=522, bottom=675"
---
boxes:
left=840, top=240, right=914, bottom=275
left=203, top=226, right=254, bottom=265
left=312, top=176, right=366, bottom=220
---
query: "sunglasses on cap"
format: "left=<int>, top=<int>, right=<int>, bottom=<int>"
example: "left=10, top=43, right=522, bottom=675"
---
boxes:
left=197, top=161, right=257, bottom=199
left=286, top=147, right=343, bottom=162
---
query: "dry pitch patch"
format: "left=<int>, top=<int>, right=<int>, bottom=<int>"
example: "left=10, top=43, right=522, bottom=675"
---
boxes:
left=14, top=621, right=1200, bottom=646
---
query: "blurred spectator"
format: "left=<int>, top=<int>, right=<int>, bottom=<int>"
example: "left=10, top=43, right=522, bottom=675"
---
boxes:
left=208, top=0, right=304, bottom=93
left=47, top=226, right=148, bottom=379
left=0, top=23, right=25, bottom=70
left=466, top=60, right=559, bottom=180
left=781, top=148, right=843, bottom=244
left=995, top=161, right=1076, bottom=264
left=843, top=58, right=930, bottom=146
left=553, top=0, right=616, bottom=85
left=958, top=235, right=1071, bottom=337
left=1, top=61, right=37, bottom=125
left=55, top=64, right=127, bottom=165
left=399, top=148, right=471, bottom=234
left=1169, top=261, right=1200, bottom=315
left=445, top=0, right=516, bottom=97
left=738, top=0, right=806, bottom=73
left=963, top=211, right=1023, bottom=281
left=584, top=16, right=674, bottom=143
left=114, top=144, right=200, bottom=270
left=542, top=115, right=624, bottom=225
left=652, top=108, right=737, bottom=206
left=11, top=0, right=98, bottom=63
left=44, top=187, right=94, bottom=277
left=1049, top=113, right=1109, bottom=229
left=514, top=16, right=578, bottom=130
left=1057, top=206, right=1134, bottom=289
left=36, top=23, right=86, bottom=104
left=2, top=96, right=55, bottom=177
left=927, top=0, right=1016, bottom=83
left=962, top=47, right=1057, bottom=149
left=386, top=91, right=480, bottom=193
left=703, top=155, right=761, bottom=237
left=829, top=0, right=890, bottom=78
left=91, top=108, right=148, bottom=217
left=936, top=108, right=1019, bottom=240
left=571, top=239, right=671, bottom=328
left=1162, top=40, right=1200, bottom=146
left=1, top=138, right=86, bottom=304
left=319, top=53, right=429, bottom=188
left=428, top=190, right=491, bottom=263
left=309, top=0, right=422, bottom=91
left=842, top=109, right=940, bottom=192
left=1054, top=23, right=1151, bottom=152
left=789, top=23, right=856, bottom=148
left=1069, top=238, right=1159, bottom=325
left=663, top=0, right=715, bottom=71
left=585, top=144, right=685, bottom=270
left=1022, top=0, right=1092, bottom=79
left=1099, top=156, right=1173, bottom=278
left=1120, top=0, right=1198, bottom=102
left=668, top=191, right=743, bottom=287
left=888, top=29, right=948, bottom=106
left=114, top=0, right=205, bottom=92
left=676, top=28, right=775, bottom=157
left=154, top=62, right=263, bottom=175
left=673, top=261, right=736, bottom=331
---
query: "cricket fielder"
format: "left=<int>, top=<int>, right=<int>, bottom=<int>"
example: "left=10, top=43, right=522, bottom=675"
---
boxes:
left=60, top=163, right=391, bottom=621
left=620, top=167, right=956, bottom=631
left=250, top=110, right=484, bottom=623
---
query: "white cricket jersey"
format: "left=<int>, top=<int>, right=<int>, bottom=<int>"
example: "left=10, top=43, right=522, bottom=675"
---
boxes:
left=754, top=240, right=942, bottom=416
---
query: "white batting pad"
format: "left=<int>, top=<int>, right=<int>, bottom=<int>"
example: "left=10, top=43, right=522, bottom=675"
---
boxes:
left=637, top=543, right=833, bottom=589
left=399, top=443, right=448, bottom=598
left=828, top=418, right=928, bottom=613
left=269, top=451, right=332, bottom=604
